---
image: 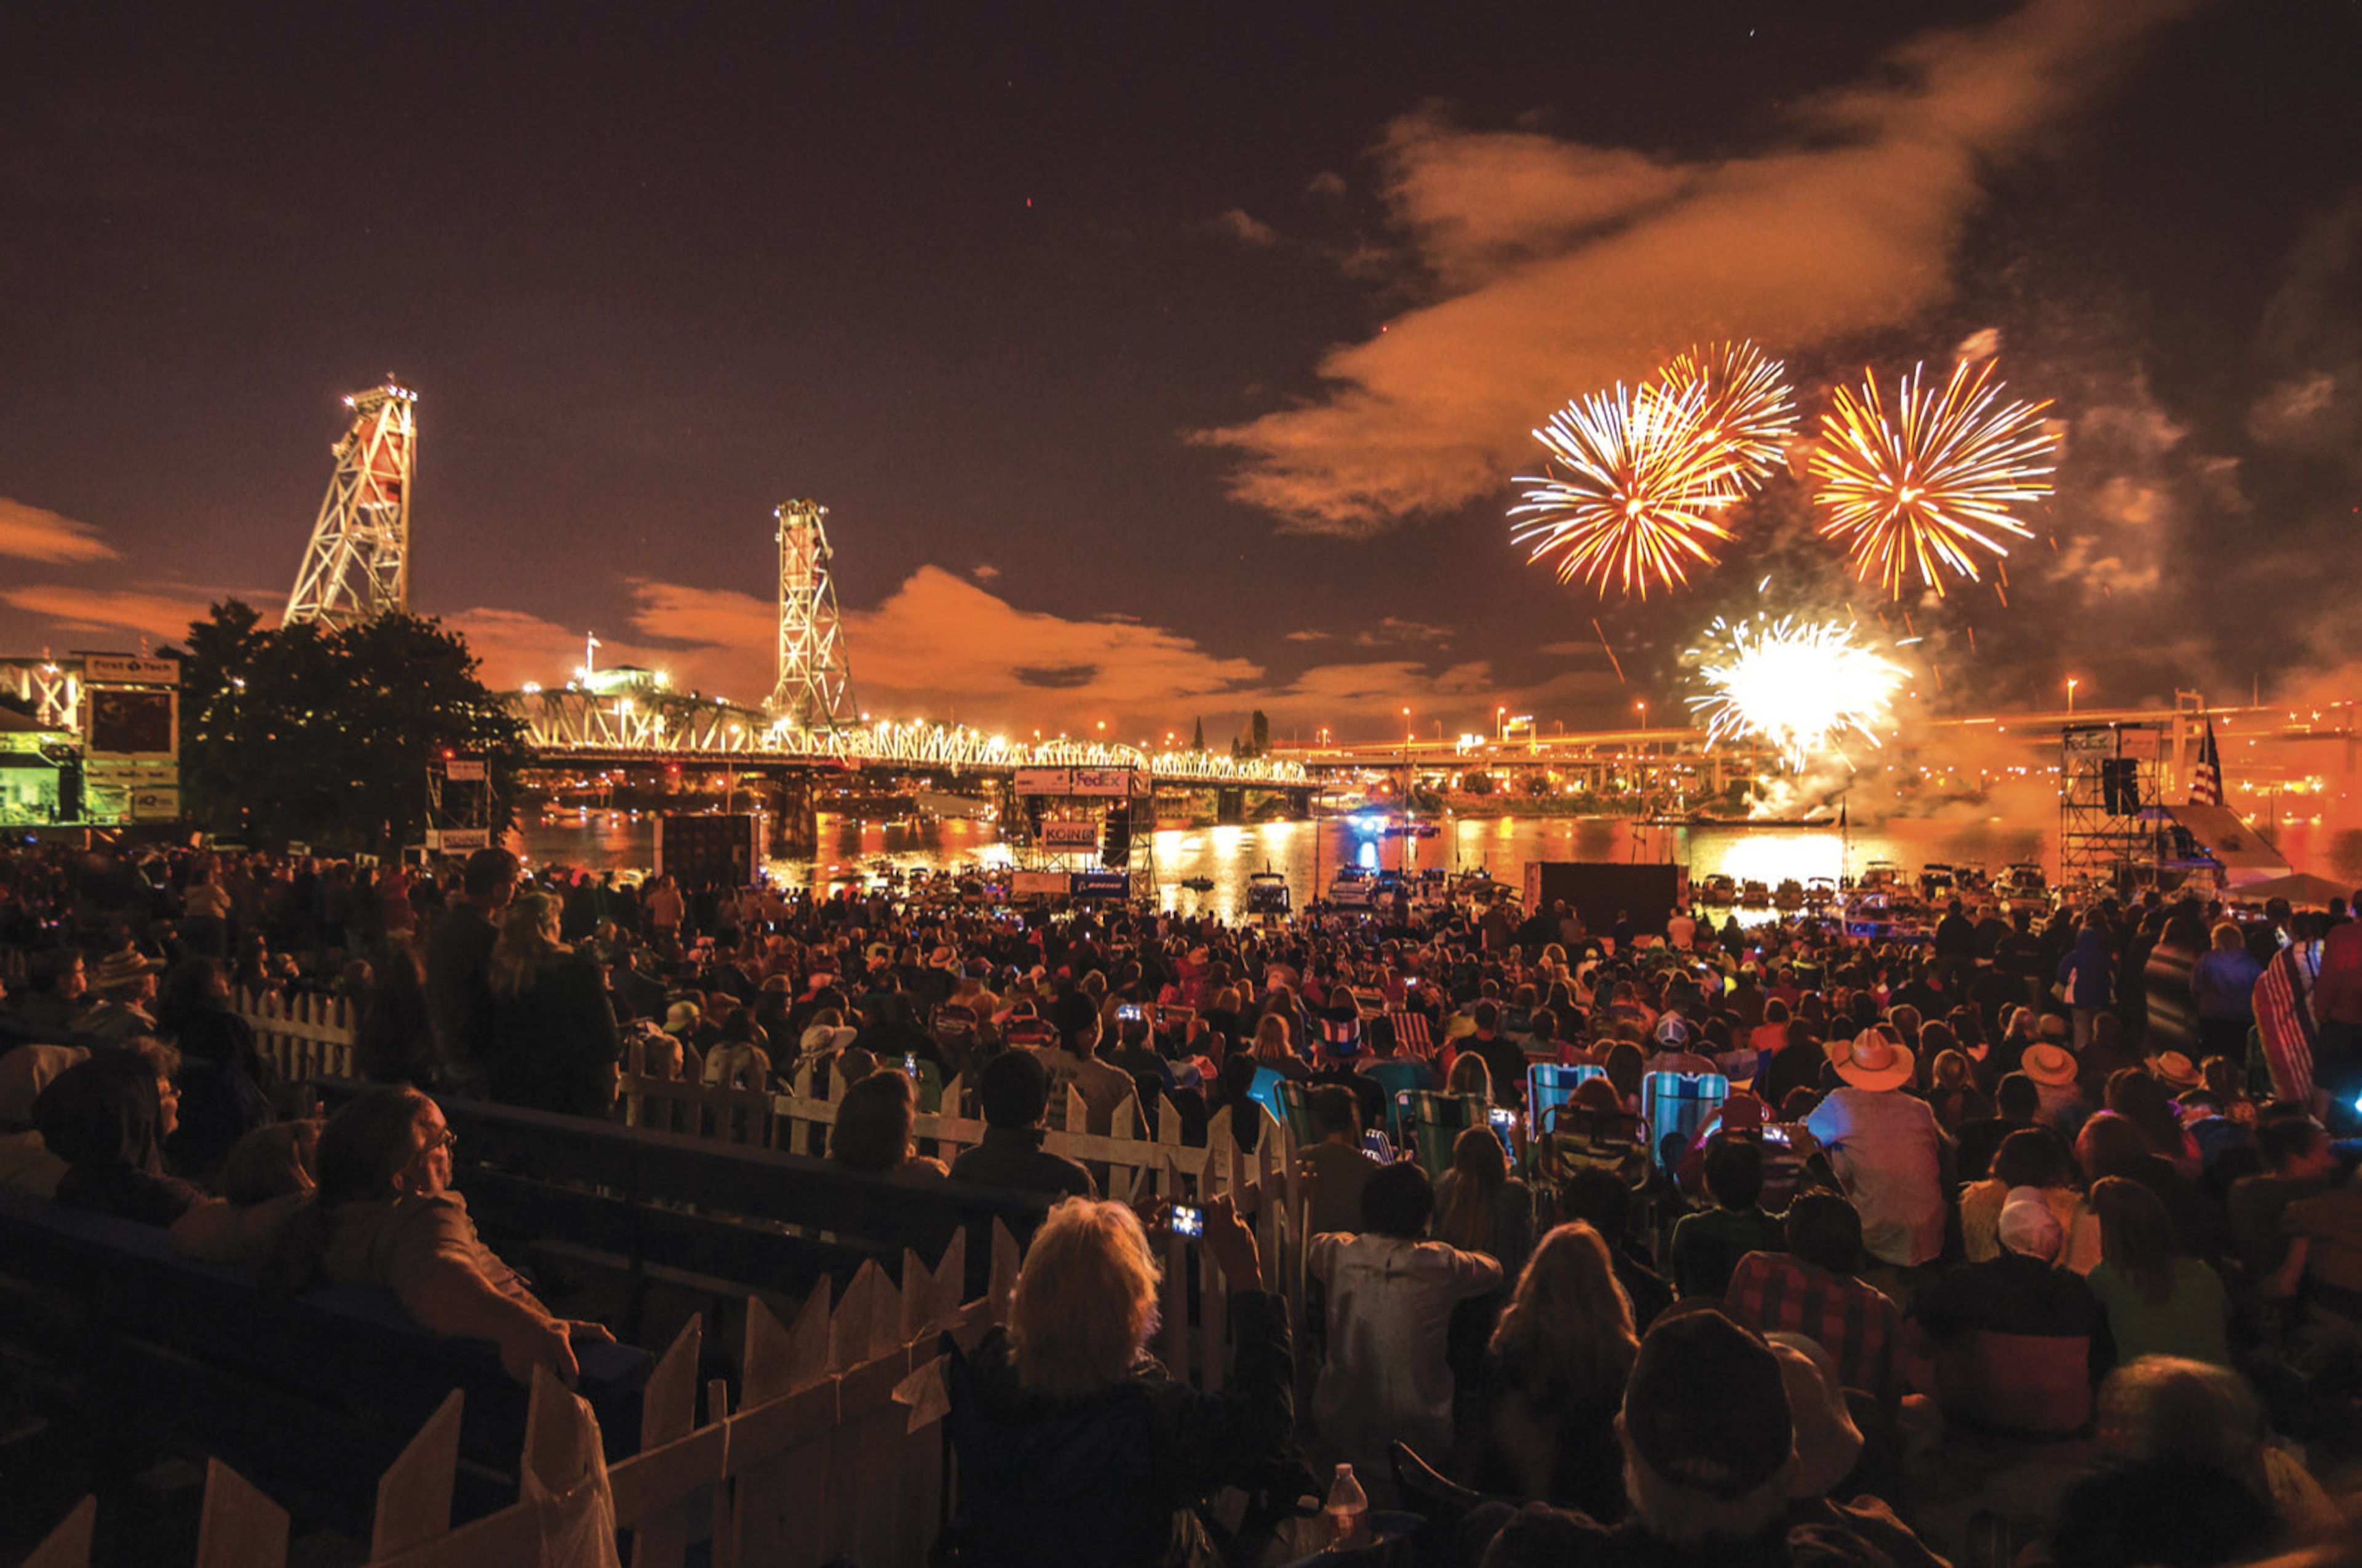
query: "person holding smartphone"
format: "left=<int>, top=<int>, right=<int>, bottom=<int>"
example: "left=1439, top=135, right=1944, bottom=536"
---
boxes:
left=946, top=1194, right=1295, bottom=1567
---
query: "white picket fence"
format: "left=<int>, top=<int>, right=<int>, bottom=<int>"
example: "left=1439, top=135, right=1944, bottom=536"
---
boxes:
left=241, top=992, right=356, bottom=1082
left=23, top=1204, right=1316, bottom=1568
left=250, top=1009, right=1318, bottom=1383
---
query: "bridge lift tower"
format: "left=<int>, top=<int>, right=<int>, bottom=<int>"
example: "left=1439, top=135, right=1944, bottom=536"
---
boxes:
left=767, top=499, right=857, bottom=729
left=285, top=380, right=418, bottom=629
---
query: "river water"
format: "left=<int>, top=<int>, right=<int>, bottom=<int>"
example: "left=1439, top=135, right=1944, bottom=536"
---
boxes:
left=514, top=807, right=2362, bottom=924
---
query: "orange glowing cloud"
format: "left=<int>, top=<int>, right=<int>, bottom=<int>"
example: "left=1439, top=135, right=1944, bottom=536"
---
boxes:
left=1199, top=0, right=2200, bottom=535
left=0, top=584, right=229, bottom=642
left=457, top=565, right=1623, bottom=741
left=0, top=498, right=118, bottom=564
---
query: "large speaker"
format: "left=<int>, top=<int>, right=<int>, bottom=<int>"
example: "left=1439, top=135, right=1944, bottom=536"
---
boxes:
left=2101, top=758, right=2141, bottom=816
left=655, top=813, right=760, bottom=891
left=1101, top=803, right=1132, bottom=868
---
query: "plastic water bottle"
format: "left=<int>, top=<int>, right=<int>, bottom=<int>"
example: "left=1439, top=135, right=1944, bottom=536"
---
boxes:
left=1325, top=1461, right=1370, bottom=1550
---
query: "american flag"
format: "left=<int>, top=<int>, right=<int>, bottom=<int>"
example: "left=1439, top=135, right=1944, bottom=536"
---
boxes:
left=2189, top=718, right=2224, bottom=806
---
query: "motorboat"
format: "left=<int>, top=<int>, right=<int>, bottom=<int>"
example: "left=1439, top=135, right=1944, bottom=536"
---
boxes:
left=1803, top=875, right=1839, bottom=910
left=1774, top=878, right=1805, bottom=910
left=1698, top=874, right=1738, bottom=905
left=1175, top=875, right=1214, bottom=893
left=1246, top=871, right=1292, bottom=915
left=1327, top=868, right=1377, bottom=906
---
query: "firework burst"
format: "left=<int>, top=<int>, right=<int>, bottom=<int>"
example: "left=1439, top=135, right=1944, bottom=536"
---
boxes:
left=1810, top=358, right=2061, bottom=597
left=1509, top=379, right=1746, bottom=599
left=1660, top=340, right=1798, bottom=490
left=1687, top=614, right=1907, bottom=771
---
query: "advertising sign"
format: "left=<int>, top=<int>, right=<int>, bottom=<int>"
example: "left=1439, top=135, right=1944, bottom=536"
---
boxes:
left=427, top=829, right=492, bottom=851
left=1010, top=870, right=1067, bottom=899
left=82, top=655, right=180, bottom=686
left=1041, top=821, right=1100, bottom=850
left=1067, top=767, right=1137, bottom=797
left=130, top=786, right=181, bottom=821
left=1069, top=870, right=1132, bottom=901
left=443, top=758, right=487, bottom=781
left=1014, top=768, right=1070, bottom=796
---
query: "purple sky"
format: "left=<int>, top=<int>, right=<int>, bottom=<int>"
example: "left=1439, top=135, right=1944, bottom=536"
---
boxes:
left=2, top=1, right=2357, bottom=744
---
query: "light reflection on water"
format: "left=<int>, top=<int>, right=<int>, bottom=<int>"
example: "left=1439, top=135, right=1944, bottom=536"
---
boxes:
left=515, top=808, right=2083, bottom=925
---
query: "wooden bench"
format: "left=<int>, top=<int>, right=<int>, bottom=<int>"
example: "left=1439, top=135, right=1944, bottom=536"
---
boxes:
left=0, top=1188, right=651, bottom=1535
left=311, top=1078, right=1054, bottom=1311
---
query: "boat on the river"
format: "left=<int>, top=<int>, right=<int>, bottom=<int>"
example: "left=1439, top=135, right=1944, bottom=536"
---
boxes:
left=1327, top=868, right=1377, bottom=906
left=1175, top=875, right=1214, bottom=893
left=1698, top=874, right=1738, bottom=906
left=1775, top=878, right=1805, bottom=910
left=1380, top=820, right=1439, bottom=839
left=1246, top=871, right=1292, bottom=915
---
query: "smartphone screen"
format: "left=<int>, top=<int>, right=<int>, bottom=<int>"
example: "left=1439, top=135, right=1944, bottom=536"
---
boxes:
left=1169, top=1204, right=1204, bottom=1239
left=902, top=1052, right=919, bottom=1079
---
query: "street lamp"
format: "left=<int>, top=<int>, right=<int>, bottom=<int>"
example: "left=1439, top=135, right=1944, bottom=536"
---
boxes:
left=2066, top=678, right=2079, bottom=717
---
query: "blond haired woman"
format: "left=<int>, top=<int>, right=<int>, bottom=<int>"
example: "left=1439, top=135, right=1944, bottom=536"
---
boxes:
left=947, top=1195, right=1297, bottom=1566
left=485, top=892, right=621, bottom=1116
left=1472, top=1222, right=1639, bottom=1520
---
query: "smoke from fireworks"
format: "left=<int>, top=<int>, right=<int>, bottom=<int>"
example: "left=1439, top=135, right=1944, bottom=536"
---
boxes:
left=1660, top=340, right=1799, bottom=491
left=1810, top=358, right=2062, bottom=598
left=1688, top=614, right=1908, bottom=771
left=1509, top=379, right=1746, bottom=599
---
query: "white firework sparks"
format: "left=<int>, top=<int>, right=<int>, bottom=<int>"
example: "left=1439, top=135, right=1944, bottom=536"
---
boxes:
left=1687, top=615, right=1908, bottom=771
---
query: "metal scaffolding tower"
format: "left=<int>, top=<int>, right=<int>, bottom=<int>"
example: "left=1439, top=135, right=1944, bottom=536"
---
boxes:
left=2058, top=722, right=2166, bottom=896
left=766, top=499, right=856, bottom=728
left=285, top=380, right=418, bottom=629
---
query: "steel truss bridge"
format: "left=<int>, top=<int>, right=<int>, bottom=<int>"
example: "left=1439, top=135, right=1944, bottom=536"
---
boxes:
left=512, top=688, right=1309, bottom=786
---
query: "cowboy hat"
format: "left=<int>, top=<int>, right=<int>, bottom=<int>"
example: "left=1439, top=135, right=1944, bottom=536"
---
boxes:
left=1827, top=1027, right=1915, bottom=1092
left=2145, top=1051, right=2203, bottom=1091
left=2020, top=1042, right=2078, bottom=1087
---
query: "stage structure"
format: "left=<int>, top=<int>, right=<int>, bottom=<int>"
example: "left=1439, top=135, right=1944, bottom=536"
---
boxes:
left=2058, top=722, right=2167, bottom=894
left=767, top=500, right=857, bottom=730
left=285, top=380, right=418, bottom=629
left=1009, top=765, right=1157, bottom=904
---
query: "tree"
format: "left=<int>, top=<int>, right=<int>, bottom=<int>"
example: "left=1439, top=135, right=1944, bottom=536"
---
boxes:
left=1462, top=771, right=1495, bottom=797
left=162, top=602, right=525, bottom=852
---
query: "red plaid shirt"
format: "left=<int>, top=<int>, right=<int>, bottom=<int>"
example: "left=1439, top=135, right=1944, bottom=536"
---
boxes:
left=1724, top=1251, right=1902, bottom=1409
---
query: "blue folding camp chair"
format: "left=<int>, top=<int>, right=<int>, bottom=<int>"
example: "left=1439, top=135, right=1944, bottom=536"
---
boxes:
left=1640, top=1070, right=1729, bottom=1171
left=1526, top=1062, right=1607, bottom=1137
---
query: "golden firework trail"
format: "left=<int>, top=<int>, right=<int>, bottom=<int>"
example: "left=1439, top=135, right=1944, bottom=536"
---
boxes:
left=1687, top=614, right=1909, bottom=772
left=1810, top=358, right=2061, bottom=598
left=1509, top=379, right=1747, bottom=599
left=1660, top=340, right=1799, bottom=491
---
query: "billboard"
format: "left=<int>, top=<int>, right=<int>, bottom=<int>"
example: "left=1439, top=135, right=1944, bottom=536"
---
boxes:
left=1067, top=767, right=1140, bottom=797
left=82, top=655, right=180, bottom=685
left=1040, top=821, right=1100, bottom=850
left=1068, top=870, right=1132, bottom=901
left=1014, top=768, right=1071, bottom=796
left=87, top=688, right=175, bottom=758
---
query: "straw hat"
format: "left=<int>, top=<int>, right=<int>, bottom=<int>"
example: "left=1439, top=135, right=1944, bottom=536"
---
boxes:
left=1827, top=1027, right=1915, bottom=1092
left=2019, top=1043, right=2078, bottom=1087
left=2145, top=1051, right=2203, bottom=1091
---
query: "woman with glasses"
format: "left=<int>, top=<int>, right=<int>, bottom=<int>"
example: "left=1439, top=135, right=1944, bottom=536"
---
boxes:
left=274, top=1086, right=612, bottom=1386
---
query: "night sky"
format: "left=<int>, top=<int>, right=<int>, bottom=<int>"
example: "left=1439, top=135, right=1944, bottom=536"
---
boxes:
left=3, top=1, right=2358, bottom=744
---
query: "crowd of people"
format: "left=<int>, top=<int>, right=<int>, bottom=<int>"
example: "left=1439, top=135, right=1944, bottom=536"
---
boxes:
left=4, top=835, right=2362, bottom=1566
